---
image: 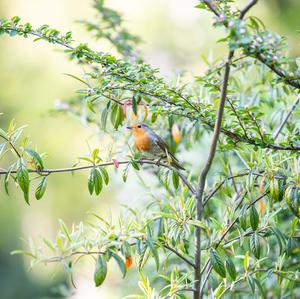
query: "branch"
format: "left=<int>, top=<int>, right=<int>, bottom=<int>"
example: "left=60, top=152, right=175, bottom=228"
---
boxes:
left=199, top=191, right=269, bottom=292
left=227, top=98, right=249, bottom=139
left=2, top=21, right=299, bottom=152
left=203, top=0, right=300, bottom=90
left=273, top=95, right=300, bottom=140
left=0, top=133, right=21, bottom=158
left=203, top=170, right=250, bottom=206
left=194, top=49, right=234, bottom=299
left=219, top=268, right=300, bottom=297
left=42, top=250, right=104, bottom=263
left=256, top=53, right=300, bottom=90
left=203, top=0, right=220, bottom=17
left=0, top=158, right=196, bottom=194
left=163, top=244, right=196, bottom=269
left=238, top=0, right=258, bottom=19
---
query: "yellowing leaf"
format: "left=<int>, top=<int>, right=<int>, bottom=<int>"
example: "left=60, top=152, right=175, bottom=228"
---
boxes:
left=258, top=199, right=266, bottom=215
left=171, top=123, right=181, bottom=144
left=143, top=104, right=148, bottom=121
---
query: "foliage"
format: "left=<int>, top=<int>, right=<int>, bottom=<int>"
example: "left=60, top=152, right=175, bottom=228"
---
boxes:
left=1, top=0, right=300, bottom=298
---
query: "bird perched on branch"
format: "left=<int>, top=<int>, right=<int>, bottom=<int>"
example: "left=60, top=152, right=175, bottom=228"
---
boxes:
left=127, top=124, right=185, bottom=170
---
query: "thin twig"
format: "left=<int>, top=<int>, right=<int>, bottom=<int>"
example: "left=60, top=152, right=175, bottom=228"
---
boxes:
left=219, top=268, right=300, bottom=297
left=199, top=191, right=269, bottom=291
left=216, top=191, right=267, bottom=247
left=273, top=95, right=300, bottom=140
left=238, top=0, right=258, bottom=19
left=0, top=134, right=21, bottom=158
left=227, top=98, right=249, bottom=138
left=42, top=250, right=104, bottom=263
left=203, top=0, right=220, bottom=17
left=163, top=244, right=196, bottom=268
left=203, top=170, right=250, bottom=206
left=246, top=110, right=265, bottom=144
left=203, top=0, right=300, bottom=90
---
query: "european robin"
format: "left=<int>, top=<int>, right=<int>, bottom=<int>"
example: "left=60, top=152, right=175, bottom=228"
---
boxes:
left=127, top=124, right=185, bottom=170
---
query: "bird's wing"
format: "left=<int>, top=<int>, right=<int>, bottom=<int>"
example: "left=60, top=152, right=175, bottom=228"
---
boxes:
left=151, top=130, right=179, bottom=162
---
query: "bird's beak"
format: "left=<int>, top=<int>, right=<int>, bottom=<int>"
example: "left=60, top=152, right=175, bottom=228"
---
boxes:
left=126, top=126, right=133, bottom=129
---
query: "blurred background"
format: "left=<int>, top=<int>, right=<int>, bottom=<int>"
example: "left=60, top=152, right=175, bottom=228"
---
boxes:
left=0, top=0, right=299, bottom=298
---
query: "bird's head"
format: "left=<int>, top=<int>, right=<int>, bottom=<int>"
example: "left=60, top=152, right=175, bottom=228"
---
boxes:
left=126, top=124, right=150, bottom=136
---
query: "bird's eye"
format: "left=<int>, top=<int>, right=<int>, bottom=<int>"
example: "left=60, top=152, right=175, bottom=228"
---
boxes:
left=137, top=125, right=142, bottom=128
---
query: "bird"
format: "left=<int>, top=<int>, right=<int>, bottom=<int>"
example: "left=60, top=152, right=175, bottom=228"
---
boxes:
left=127, top=124, right=185, bottom=170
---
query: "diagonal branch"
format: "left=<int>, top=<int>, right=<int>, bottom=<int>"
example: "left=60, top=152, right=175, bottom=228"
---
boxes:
left=273, top=95, right=300, bottom=140
left=163, top=244, right=196, bottom=268
left=203, top=0, right=300, bottom=90
left=238, top=0, right=258, bottom=19
left=0, top=134, right=22, bottom=158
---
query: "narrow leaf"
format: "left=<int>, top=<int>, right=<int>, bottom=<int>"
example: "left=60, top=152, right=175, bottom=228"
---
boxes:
left=146, top=238, right=159, bottom=271
left=249, top=206, right=259, bottom=231
left=210, top=248, right=226, bottom=278
left=111, top=252, right=127, bottom=278
left=35, top=176, right=47, bottom=200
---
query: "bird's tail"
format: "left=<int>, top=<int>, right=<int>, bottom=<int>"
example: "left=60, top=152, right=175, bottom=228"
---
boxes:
left=168, top=152, right=185, bottom=171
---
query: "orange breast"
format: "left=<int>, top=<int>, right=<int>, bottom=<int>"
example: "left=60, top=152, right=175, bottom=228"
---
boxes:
left=134, top=131, right=152, bottom=152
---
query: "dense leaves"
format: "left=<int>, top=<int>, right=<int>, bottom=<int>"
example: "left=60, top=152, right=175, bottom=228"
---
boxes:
left=0, top=0, right=300, bottom=298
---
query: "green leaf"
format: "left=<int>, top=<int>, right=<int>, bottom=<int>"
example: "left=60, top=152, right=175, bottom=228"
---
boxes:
left=122, top=165, right=129, bottom=182
left=247, top=275, right=256, bottom=294
left=146, top=238, right=159, bottom=271
left=43, top=237, right=55, bottom=252
left=130, top=159, right=140, bottom=171
left=253, top=278, right=266, bottom=299
left=269, top=227, right=286, bottom=255
left=194, top=3, right=206, bottom=9
left=243, top=251, right=249, bottom=272
left=239, top=205, right=248, bottom=231
left=25, top=148, right=44, bottom=169
left=99, top=167, right=109, bottom=185
left=101, top=107, right=109, bottom=131
left=92, top=148, right=99, bottom=161
left=210, top=248, right=226, bottom=278
left=86, top=96, right=97, bottom=113
left=172, top=171, right=179, bottom=190
left=63, top=73, right=90, bottom=86
left=35, top=176, right=47, bottom=200
left=88, top=168, right=95, bottom=195
left=132, top=95, right=138, bottom=116
left=94, top=254, right=107, bottom=287
left=4, top=166, right=13, bottom=196
left=151, top=113, right=158, bottom=123
left=110, top=103, right=124, bottom=129
left=250, top=232, right=261, bottom=259
left=93, top=169, right=103, bottom=195
left=111, top=252, right=126, bottom=278
left=59, top=219, right=71, bottom=242
left=225, top=258, right=237, bottom=280
left=249, top=206, right=259, bottom=231
left=214, top=282, right=225, bottom=298
left=17, top=161, right=30, bottom=204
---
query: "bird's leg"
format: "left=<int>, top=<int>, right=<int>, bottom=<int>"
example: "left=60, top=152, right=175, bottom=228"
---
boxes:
left=156, top=156, right=166, bottom=166
left=165, top=149, right=172, bottom=166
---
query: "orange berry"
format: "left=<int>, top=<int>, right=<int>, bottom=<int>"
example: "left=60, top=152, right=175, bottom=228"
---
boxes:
left=125, top=256, right=133, bottom=270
